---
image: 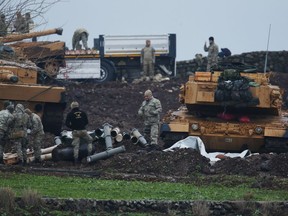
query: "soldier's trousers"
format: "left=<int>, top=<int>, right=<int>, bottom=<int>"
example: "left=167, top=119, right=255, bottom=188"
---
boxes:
left=143, top=60, right=154, bottom=78
left=144, top=123, right=159, bottom=145
left=0, top=131, right=5, bottom=162
left=15, top=137, right=27, bottom=162
left=72, top=130, right=93, bottom=160
left=31, top=133, right=44, bottom=161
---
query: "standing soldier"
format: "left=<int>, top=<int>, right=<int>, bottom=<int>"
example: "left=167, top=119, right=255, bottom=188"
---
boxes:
left=141, top=40, right=156, bottom=81
left=138, top=90, right=162, bottom=149
left=72, top=28, right=89, bottom=50
left=0, top=14, right=7, bottom=36
left=204, top=36, right=219, bottom=71
left=13, top=11, right=26, bottom=33
left=25, top=107, right=44, bottom=163
left=0, top=104, right=14, bottom=164
left=65, top=101, right=93, bottom=165
left=11, top=104, right=30, bottom=166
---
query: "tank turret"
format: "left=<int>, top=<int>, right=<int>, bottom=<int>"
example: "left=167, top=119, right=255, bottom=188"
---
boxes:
left=0, top=28, right=66, bottom=135
left=160, top=69, right=288, bottom=153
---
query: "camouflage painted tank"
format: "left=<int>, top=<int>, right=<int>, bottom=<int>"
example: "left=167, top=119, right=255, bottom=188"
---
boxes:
left=0, top=28, right=66, bottom=135
left=160, top=69, right=288, bottom=153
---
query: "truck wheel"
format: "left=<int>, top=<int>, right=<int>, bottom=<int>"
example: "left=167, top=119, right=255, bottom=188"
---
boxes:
left=95, top=59, right=116, bottom=83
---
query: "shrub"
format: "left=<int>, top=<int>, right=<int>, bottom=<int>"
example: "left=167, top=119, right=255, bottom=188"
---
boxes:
left=0, top=187, right=16, bottom=214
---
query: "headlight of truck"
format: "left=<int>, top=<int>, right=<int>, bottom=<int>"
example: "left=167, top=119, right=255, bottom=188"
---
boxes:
left=254, top=126, right=263, bottom=134
left=191, top=123, right=199, bottom=131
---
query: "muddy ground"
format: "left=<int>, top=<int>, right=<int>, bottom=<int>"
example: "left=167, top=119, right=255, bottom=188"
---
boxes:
left=2, top=72, right=288, bottom=188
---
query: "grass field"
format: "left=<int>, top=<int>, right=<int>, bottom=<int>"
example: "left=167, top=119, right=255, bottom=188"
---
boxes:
left=1, top=172, right=287, bottom=201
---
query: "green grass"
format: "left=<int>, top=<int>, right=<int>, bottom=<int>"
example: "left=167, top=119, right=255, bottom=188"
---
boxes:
left=1, top=172, right=287, bottom=201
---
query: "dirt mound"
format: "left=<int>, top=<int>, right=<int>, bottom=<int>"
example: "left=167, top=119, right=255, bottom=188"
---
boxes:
left=3, top=73, right=288, bottom=181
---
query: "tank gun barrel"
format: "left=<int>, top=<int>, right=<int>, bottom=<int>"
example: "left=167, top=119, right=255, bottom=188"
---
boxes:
left=0, top=28, right=63, bottom=43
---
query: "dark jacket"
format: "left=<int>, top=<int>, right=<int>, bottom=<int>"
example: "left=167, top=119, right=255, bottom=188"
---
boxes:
left=65, top=108, right=89, bottom=130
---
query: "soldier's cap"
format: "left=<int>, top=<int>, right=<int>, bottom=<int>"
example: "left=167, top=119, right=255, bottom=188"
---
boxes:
left=70, top=101, right=79, bottom=109
left=25, top=108, right=32, bottom=115
left=144, top=90, right=153, bottom=97
left=209, top=36, right=214, bottom=41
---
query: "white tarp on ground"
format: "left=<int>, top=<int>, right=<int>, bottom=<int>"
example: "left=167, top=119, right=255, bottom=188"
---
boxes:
left=163, top=136, right=250, bottom=164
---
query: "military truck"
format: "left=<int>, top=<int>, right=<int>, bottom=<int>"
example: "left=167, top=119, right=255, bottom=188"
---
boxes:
left=160, top=69, right=288, bottom=153
left=0, top=29, right=66, bottom=135
left=57, top=33, right=176, bottom=82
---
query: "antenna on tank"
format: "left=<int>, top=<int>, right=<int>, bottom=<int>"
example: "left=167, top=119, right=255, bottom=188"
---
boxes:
left=264, top=24, right=271, bottom=74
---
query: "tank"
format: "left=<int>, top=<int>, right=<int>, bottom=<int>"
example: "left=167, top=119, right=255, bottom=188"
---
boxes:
left=160, top=69, right=288, bottom=153
left=0, top=28, right=66, bottom=135
left=3, top=28, right=65, bottom=78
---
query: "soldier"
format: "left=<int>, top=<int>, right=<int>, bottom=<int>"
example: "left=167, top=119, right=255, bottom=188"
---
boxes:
left=141, top=40, right=156, bottom=81
left=0, top=104, right=15, bottom=164
left=25, top=107, right=44, bottom=163
left=11, top=104, right=30, bottom=165
left=72, top=28, right=89, bottom=50
left=13, top=11, right=26, bottom=33
left=24, top=12, right=34, bottom=33
left=138, top=90, right=162, bottom=149
left=204, top=36, right=219, bottom=71
left=0, top=14, right=7, bottom=36
left=65, top=101, right=93, bottom=165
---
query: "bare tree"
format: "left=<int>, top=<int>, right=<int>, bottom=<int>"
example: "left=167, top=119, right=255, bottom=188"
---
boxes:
left=0, top=0, right=62, bottom=33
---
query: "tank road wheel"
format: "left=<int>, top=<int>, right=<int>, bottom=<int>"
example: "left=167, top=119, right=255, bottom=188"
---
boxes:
left=161, top=132, right=188, bottom=149
left=44, top=60, right=60, bottom=77
left=42, top=103, right=66, bottom=135
left=264, top=137, right=288, bottom=153
left=95, top=59, right=116, bottom=83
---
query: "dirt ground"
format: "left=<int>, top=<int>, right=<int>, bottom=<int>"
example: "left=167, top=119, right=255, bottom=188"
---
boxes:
left=2, top=72, right=288, bottom=187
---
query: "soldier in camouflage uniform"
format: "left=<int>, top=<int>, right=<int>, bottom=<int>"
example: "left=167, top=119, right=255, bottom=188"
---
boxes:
left=72, top=28, right=89, bottom=50
left=138, top=90, right=162, bottom=148
left=65, top=101, right=93, bottom=165
left=204, top=36, right=219, bottom=71
left=0, top=14, right=7, bottom=36
left=141, top=40, right=156, bottom=81
left=12, top=104, right=30, bottom=165
left=0, top=104, right=15, bottom=164
left=25, top=108, right=44, bottom=163
left=13, top=11, right=26, bottom=33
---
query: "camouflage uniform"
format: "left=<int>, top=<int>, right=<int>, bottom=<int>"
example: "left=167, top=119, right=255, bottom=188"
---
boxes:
left=65, top=102, right=92, bottom=163
left=27, top=111, right=44, bottom=162
left=204, top=40, right=219, bottom=71
left=141, top=40, right=156, bottom=79
left=72, top=28, right=89, bottom=50
left=0, top=106, right=14, bottom=164
left=0, top=14, right=7, bottom=36
left=12, top=104, right=30, bottom=164
left=14, top=12, right=26, bottom=33
left=138, top=90, right=162, bottom=146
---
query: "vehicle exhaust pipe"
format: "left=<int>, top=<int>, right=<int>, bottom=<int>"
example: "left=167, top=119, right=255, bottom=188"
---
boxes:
left=87, top=145, right=126, bottom=163
left=103, top=123, right=113, bottom=150
left=131, top=128, right=147, bottom=146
